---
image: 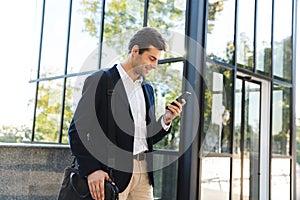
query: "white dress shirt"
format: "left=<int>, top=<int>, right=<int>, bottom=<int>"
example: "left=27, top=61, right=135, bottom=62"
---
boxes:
left=116, top=64, right=170, bottom=155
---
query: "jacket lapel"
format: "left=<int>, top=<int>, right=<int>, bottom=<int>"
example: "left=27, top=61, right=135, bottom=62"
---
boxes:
left=108, top=66, right=133, bottom=120
left=142, top=83, right=153, bottom=125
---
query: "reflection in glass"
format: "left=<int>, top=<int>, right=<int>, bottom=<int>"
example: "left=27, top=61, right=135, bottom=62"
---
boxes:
left=272, top=85, right=291, bottom=155
left=236, top=0, right=255, bottom=70
left=233, top=79, right=261, bottom=200
left=203, top=62, right=233, bottom=154
left=67, top=0, right=103, bottom=74
left=153, top=154, right=178, bottom=200
left=148, top=0, right=186, bottom=59
left=149, top=62, right=183, bottom=150
left=206, top=0, right=235, bottom=64
left=39, top=0, right=70, bottom=78
left=201, top=157, right=230, bottom=200
left=271, top=158, right=290, bottom=200
left=256, top=0, right=272, bottom=76
left=62, top=75, right=88, bottom=143
left=273, top=0, right=292, bottom=82
left=34, top=80, right=63, bottom=142
left=243, top=82, right=260, bottom=200
left=101, top=0, right=143, bottom=67
left=232, top=79, right=242, bottom=199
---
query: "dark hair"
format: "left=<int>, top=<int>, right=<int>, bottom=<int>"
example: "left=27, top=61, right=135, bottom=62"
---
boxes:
left=128, top=27, right=167, bottom=54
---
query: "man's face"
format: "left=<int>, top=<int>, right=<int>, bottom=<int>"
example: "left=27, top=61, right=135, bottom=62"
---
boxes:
left=132, top=45, right=162, bottom=79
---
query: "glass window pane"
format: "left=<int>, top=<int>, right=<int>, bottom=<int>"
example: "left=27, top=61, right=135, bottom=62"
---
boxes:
left=148, top=0, right=187, bottom=59
left=0, top=0, right=37, bottom=143
left=273, top=0, right=292, bottom=82
left=62, top=75, right=88, bottom=143
left=203, top=62, right=233, bottom=154
left=271, top=158, right=291, bottom=200
left=34, top=80, right=64, bottom=143
left=40, top=0, right=70, bottom=78
left=256, top=0, right=272, bottom=76
left=153, top=153, right=178, bottom=200
left=272, top=85, right=291, bottom=155
left=101, top=0, right=144, bottom=67
left=206, top=0, right=235, bottom=64
left=0, top=83, right=35, bottom=143
left=67, top=0, right=103, bottom=74
left=243, top=81, right=261, bottom=199
left=236, top=0, right=255, bottom=70
left=149, top=62, right=183, bottom=150
left=232, top=78, right=242, bottom=199
left=201, top=157, right=230, bottom=200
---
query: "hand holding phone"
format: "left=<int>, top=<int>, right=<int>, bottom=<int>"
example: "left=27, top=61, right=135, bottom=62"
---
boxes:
left=166, top=91, right=191, bottom=110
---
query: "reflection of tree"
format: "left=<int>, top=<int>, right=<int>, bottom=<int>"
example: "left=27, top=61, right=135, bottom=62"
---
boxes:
left=81, top=0, right=185, bottom=55
left=34, top=79, right=74, bottom=143
left=207, top=0, right=235, bottom=64
left=273, top=37, right=292, bottom=80
left=237, top=32, right=253, bottom=70
left=207, top=0, right=224, bottom=34
left=148, top=1, right=185, bottom=30
left=272, top=85, right=290, bottom=155
left=81, top=0, right=103, bottom=37
left=0, top=125, right=31, bottom=143
left=203, top=63, right=232, bottom=153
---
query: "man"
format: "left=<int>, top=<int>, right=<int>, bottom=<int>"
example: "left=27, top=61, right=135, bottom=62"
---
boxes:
left=68, top=27, right=185, bottom=200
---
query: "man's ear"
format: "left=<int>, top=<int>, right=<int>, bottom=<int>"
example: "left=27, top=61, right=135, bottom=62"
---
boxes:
left=131, top=45, right=139, bottom=55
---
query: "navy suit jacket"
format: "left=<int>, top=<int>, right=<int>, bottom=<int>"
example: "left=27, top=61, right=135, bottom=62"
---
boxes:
left=68, top=65, right=171, bottom=192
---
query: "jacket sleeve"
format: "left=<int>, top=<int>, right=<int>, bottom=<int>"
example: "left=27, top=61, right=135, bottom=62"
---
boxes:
left=68, top=71, right=108, bottom=178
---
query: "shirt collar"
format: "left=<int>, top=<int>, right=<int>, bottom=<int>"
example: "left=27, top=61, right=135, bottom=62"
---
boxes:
left=116, top=63, right=143, bottom=84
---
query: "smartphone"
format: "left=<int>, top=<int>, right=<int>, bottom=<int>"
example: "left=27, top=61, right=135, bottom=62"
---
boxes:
left=166, top=91, right=191, bottom=109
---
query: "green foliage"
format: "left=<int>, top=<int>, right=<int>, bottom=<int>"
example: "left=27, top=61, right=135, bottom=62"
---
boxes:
left=0, top=125, right=31, bottom=143
left=34, top=79, right=74, bottom=143
left=80, top=0, right=102, bottom=37
left=207, top=0, right=224, bottom=34
left=148, top=0, right=185, bottom=30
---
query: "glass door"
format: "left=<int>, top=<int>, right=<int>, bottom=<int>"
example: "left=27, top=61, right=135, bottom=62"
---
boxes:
left=232, top=77, right=261, bottom=200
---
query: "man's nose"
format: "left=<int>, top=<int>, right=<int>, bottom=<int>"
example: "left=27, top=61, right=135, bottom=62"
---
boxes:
left=151, top=62, right=158, bottom=69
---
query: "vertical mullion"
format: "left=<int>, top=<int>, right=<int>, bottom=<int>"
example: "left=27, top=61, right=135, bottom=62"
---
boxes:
left=98, top=0, right=106, bottom=69
left=59, top=0, right=73, bottom=143
left=231, top=0, right=239, bottom=197
left=233, top=0, right=238, bottom=69
left=143, top=0, right=149, bottom=27
left=269, top=0, right=275, bottom=198
left=240, top=79, right=246, bottom=200
left=290, top=0, right=297, bottom=199
left=32, top=0, right=46, bottom=142
left=253, top=0, right=258, bottom=73
left=198, top=0, right=209, bottom=199
left=230, top=69, right=237, bottom=200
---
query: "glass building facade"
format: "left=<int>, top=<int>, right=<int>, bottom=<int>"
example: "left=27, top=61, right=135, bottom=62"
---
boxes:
left=0, top=0, right=299, bottom=199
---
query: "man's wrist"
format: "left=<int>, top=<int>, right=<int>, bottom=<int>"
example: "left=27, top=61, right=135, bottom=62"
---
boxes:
left=161, top=115, right=172, bottom=131
left=163, top=114, right=171, bottom=125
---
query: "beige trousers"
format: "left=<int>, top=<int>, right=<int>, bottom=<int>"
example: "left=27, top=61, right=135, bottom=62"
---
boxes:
left=118, top=159, right=153, bottom=200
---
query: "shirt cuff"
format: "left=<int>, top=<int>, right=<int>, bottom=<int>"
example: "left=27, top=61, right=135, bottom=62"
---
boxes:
left=161, top=116, right=171, bottom=131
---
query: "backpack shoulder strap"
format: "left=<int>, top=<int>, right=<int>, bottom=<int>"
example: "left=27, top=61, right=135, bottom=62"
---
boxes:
left=104, top=67, right=117, bottom=178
